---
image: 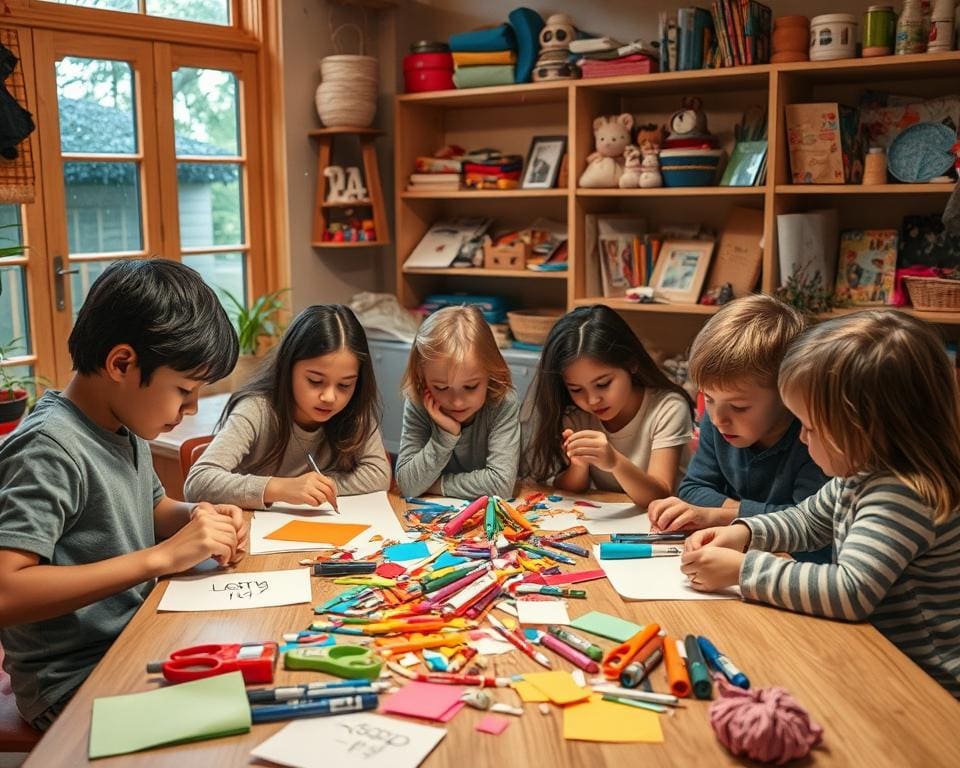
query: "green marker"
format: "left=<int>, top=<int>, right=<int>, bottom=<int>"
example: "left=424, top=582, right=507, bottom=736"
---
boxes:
left=684, top=633, right=713, bottom=699
left=547, top=625, right=603, bottom=662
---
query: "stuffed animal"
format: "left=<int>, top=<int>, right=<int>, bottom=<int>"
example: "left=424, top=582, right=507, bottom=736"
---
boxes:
left=619, top=145, right=642, bottom=188
left=579, top=113, right=633, bottom=188
left=636, top=122, right=666, bottom=151
left=533, top=13, right=580, bottom=81
left=663, top=97, right=718, bottom=149
left=639, top=146, right=662, bottom=188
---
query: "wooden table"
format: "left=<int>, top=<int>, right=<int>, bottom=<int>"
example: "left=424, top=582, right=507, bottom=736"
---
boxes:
left=149, top=393, right=230, bottom=501
left=24, top=494, right=960, bottom=767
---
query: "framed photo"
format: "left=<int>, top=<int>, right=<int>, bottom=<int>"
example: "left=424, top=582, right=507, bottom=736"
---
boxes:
left=650, top=239, right=714, bottom=303
left=521, top=135, right=567, bottom=189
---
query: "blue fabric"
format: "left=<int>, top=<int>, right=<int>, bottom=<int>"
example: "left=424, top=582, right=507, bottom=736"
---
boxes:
left=449, top=23, right=516, bottom=53
left=509, top=7, right=544, bottom=82
left=679, top=411, right=831, bottom=563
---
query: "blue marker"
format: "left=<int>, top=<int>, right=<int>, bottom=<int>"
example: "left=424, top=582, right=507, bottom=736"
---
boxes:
left=598, top=542, right=683, bottom=560
left=697, top=635, right=750, bottom=689
left=250, top=692, right=379, bottom=723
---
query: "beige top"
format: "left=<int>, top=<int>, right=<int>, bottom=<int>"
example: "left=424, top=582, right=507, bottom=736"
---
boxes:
left=563, top=388, right=693, bottom=492
left=183, top=395, right=391, bottom=508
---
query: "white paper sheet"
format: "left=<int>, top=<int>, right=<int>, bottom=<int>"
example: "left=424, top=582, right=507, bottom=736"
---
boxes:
left=466, top=629, right=516, bottom=656
left=532, top=497, right=651, bottom=535
left=157, top=568, right=311, bottom=612
left=251, top=491, right=407, bottom=557
left=594, top=545, right=740, bottom=601
left=516, top=599, right=572, bottom=625
left=251, top=713, right=446, bottom=768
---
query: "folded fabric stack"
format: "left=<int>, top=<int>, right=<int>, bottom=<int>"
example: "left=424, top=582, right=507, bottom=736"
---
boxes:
left=572, top=37, right=660, bottom=79
left=449, top=23, right=517, bottom=89
left=409, top=145, right=464, bottom=191
left=462, top=149, right=524, bottom=190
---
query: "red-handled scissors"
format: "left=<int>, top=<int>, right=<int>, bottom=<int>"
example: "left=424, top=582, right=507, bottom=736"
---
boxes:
left=146, top=642, right=278, bottom=684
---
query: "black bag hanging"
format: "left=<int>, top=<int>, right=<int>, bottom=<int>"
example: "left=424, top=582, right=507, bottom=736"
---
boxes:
left=0, top=42, right=34, bottom=160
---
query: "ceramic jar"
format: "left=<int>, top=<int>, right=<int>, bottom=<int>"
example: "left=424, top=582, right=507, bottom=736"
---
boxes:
left=810, top=14, right=859, bottom=60
left=863, top=5, right=898, bottom=56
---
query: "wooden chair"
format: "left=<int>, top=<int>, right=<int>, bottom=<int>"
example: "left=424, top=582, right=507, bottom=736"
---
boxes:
left=178, top=435, right=214, bottom=478
left=0, top=646, right=40, bottom=752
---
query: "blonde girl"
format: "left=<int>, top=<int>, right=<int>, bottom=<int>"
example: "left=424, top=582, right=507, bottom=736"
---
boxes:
left=682, top=310, right=960, bottom=697
left=395, top=306, right=520, bottom=499
left=525, top=304, right=694, bottom=506
left=184, top=305, right=390, bottom=509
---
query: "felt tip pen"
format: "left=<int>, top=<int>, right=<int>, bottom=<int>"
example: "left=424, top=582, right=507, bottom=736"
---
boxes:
left=601, top=694, right=668, bottom=714
left=539, top=632, right=599, bottom=673
left=610, top=532, right=688, bottom=543
left=515, top=584, right=586, bottom=598
left=250, top=692, right=378, bottom=723
left=546, top=526, right=589, bottom=541
left=546, top=626, right=603, bottom=662
left=697, top=635, right=750, bottom=689
left=487, top=613, right=552, bottom=669
left=532, top=537, right=589, bottom=557
left=592, top=685, right=681, bottom=707
left=305, top=452, right=338, bottom=513
left=313, top=560, right=377, bottom=576
left=620, top=644, right=664, bottom=689
left=517, top=543, right=576, bottom=565
left=684, top=634, right=714, bottom=699
left=598, top=542, right=683, bottom=560
left=248, top=683, right=387, bottom=703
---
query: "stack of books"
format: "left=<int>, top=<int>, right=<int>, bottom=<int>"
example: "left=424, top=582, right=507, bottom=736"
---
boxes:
left=408, top=152, right=463, bottom=192
left=407, top=173, right=461, bottom=192
left=658, top=3, right=771, bottom=71
left=710, top=0, right=772, bottom=67
left=571, top=38, right=659, bottom=79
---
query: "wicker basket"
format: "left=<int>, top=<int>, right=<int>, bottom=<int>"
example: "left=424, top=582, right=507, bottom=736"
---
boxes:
left=507, top=309, right=562, bottom=345
left=904, top=277, right=960, bottom=312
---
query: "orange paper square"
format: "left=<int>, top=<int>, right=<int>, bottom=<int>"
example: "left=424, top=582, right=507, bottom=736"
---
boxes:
left=264, top=520, right=369, bottom=546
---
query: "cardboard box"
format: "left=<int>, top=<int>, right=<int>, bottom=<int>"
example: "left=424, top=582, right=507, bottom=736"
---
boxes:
left=483, top=240, right=529, bottom=270
left=785, top=103, right=865, bottom=184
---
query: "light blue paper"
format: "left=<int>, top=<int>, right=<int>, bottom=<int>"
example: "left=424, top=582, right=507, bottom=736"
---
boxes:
left=384, top=541, right=431, bottom=562
left=434, top=552, right=469, bottom=569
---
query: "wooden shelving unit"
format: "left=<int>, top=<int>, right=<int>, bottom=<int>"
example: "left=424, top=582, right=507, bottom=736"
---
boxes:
left=393, top=51, right=960, bottom=353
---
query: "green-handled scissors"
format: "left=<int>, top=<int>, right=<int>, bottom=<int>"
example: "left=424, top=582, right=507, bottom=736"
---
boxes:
left=284, top=644, right=383, bottom=679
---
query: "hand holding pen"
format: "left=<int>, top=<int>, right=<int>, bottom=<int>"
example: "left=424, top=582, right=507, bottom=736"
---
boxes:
left=263, top=462, right=339, bottom=512
left=306, top=452, right=339, bottom=513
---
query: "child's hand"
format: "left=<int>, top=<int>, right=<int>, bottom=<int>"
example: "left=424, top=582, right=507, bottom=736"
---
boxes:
left=680, top=546, right=744, bottom=591
left=561, top=428, right=587, bottom=468
left=648, top=497, right=733, bottom=532
left=192, top=502, right=249, bottom=564
left=684, top=524, right=752, bottom=553
left=563, top=429, right=617, bottom=471
left=265, top=472, right=339, bottom=509
left=423, top=390, right=461, bottom=436
left=153, top=510, right=239, bottom=574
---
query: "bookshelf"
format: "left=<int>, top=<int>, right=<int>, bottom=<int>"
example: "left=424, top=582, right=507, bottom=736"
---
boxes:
left=393, top=51, right=960, bottom=354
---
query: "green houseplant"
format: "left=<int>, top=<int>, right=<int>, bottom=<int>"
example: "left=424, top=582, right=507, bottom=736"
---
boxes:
left=213, top=288, right=289, bottom=393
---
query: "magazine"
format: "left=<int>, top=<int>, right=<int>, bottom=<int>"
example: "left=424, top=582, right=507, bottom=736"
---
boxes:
left=597, top=216, right=646, bottom=297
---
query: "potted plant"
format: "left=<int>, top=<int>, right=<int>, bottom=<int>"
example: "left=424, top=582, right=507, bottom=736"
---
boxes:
left=216, top=288, right=289, bottom=392
left=0, top=338, right=40, bottom=435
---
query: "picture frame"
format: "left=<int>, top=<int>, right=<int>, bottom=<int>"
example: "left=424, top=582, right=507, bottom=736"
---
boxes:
left=650, top=239, right=714, bottom=303
left=521, top=135, right=567, bottom=189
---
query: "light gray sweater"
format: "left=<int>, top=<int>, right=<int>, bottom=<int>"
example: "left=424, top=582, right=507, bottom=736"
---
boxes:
left=183, top=395, right=391, bottom=508
left=395, top=389, right=520, bottom=500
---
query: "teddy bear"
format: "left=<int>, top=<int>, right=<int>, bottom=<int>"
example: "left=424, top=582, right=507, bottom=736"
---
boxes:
left=579, top=113, right=633, bottom=188
left=635, top=122, right=666, bottom=152
left=618, top=145, right=642, bottom=188
left=639, top=146, right=662, bottom=188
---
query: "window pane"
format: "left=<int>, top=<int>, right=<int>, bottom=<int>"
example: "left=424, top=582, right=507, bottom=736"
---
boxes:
left=42, top=0, right=136, bottom=12
left=147, top=0, right=230, bottom=26
left=173, top=68, right=239, bottom=156
left=65, top=162, right=142, bottom=254
left=177, top=163, right=242, bottom=247
left=0, top=205, right=22, bottom=250
left=0, top=267, right=30, bottom=354
left=70, top=260, right=117, bottom=321
left=57, top=58, right=136, bottom=154
left=182, top=252, right=246, bottom=309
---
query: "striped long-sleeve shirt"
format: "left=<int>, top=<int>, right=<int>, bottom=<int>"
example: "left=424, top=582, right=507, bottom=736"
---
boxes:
left=739, top=473, right=960, bottom=697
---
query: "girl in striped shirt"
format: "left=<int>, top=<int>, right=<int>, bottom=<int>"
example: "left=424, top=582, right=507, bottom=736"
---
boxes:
left=681, top=310, right=960, bottom=697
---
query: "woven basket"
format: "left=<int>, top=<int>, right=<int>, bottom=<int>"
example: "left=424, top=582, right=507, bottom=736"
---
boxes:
left=315, top=25, right=379, bottom=129
left=904, top=277, right=960, bottom=312
left=507, top=309, right=562, bottom=345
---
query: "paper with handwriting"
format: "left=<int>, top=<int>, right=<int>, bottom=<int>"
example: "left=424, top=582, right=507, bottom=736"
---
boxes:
left=157, top=568, right=311, bottom=612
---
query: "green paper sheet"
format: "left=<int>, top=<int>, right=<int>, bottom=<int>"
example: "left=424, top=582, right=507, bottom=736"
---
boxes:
left=89, top=671, right=251, bottom=759
left=569, top=611, right=642, bottom=642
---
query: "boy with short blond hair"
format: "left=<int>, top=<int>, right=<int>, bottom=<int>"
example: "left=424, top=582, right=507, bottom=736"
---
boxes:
left=649, top=295, right=829, bottom=561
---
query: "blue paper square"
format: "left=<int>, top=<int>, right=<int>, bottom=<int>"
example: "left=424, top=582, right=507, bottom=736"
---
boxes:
left=434, top=552, right=469, bottom=569
left=383, top=541, right=431, bottom=562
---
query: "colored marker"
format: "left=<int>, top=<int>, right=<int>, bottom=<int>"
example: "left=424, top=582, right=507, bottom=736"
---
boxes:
left=601, top=694, right=668, bottom=713
left=305, top=452, right=338, bottom=513
left=598, top=543, right=683, bottom=560
left=542, top=526, right=589, bottom=541
left=684, top=634, right=713, bottom=699
left=515, top=584, right=586, bottom=598
left=698, top=635, right=750, bottom=689
left=610, top=532, right=688, bottom=543
left=313, top=560, right=377, bottom=576
left=517, top=542, right=576, bottom=565
left=248, top=682, right=388, bottom=703
left=547, top=626, right=603, bottom=662
left=532, top=536, right=589, bottom=557
left=250, top=692, right=378, bottom=723
left=592, top=685, right=681, bottom=707
left=488, top=613, right=551, bottom=669
left=539, top=631, right=599, bottom=673
left=620, top=636, right=664, bottom=689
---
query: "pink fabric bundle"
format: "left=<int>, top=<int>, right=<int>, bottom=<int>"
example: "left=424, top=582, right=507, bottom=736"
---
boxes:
left=709, top=676, right=823, bottom=765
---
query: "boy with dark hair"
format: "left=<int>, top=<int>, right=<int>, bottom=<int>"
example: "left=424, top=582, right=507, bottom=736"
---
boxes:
left=0, top=259, right=247, bottom=730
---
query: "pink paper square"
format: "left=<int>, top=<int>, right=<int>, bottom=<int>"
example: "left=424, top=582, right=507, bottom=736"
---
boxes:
left=380, top=681, right=466, bottom=722
left=476, top=715, right=510, bottom=735
left=542, top=569, right=606, bottom=586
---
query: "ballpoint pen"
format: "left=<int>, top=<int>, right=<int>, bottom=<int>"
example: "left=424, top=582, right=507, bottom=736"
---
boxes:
left=698, top=635, right=750, bottom=689
left=487, top=613, right=551, bottom=669
left=305, top=451, right=339, bottom=513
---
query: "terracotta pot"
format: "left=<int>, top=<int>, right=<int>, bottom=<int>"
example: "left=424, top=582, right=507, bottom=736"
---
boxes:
left=773, top=16, right=810, bottom=59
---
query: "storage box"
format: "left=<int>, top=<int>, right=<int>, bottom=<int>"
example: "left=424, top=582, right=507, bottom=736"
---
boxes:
left=403, top=52, right=454, bottom=93
left=483, top=240, right=529, bottom=270
left=785, top=103, right=865, bottom=184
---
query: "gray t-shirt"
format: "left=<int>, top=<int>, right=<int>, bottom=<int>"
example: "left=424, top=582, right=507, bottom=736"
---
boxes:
left=395, top=389, right=521, bottom=500
left=0, top=391, right=161, bottom=721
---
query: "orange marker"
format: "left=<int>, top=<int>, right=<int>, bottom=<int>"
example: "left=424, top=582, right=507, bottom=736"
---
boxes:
left=601, top=623, right=661, bottom=680
left=374, top=632, right=469, bottom=656
left=496, top=497, right=534, bottom=531
left=663, top=635, right=691, bottom=698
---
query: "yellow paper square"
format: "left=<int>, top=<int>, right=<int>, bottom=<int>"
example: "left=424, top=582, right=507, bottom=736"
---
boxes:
left=522, top=671, right=590, bottom=706
left=511, top=680, right=549, bottom=703
left=562, top=694, right=663, bottom=743
left=264, top=520, right=369, bottom=546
